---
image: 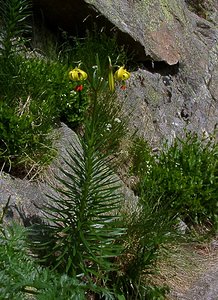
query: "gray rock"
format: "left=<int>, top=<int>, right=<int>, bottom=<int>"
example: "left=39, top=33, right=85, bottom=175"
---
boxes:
left=0, top=172, right=47, bottom=226
left=174, top=266, right=218, bottom=300
left=121, top=64, right=218, bottom=145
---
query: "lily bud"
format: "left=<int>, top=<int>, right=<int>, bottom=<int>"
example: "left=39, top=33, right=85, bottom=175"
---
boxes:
left=69, top=68, right=88, bottom=81
left=108, top=57, right=115, bottom=92
left=114, top=66, right=130, bottom=81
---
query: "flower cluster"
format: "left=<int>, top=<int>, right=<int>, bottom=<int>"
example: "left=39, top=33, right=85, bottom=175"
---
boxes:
left=68, top=61, right=130, bottom=93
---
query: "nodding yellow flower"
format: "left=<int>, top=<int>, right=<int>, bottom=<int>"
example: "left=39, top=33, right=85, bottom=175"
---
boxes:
left=114, top=66, right=130, bottom=81
left=108, top=56, right=115, bottom=92
left=69, top=67, right=88, bottom=81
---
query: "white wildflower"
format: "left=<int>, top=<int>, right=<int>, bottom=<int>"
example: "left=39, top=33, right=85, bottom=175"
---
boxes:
left=114, top=117, right=121, bottom=123
left=106, top=123, right=112, bottom=131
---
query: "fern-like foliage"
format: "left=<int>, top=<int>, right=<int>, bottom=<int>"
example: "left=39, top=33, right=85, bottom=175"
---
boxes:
left=30, top=92, right=126, bottom=295
left=0, top=223, right=87, bottom=300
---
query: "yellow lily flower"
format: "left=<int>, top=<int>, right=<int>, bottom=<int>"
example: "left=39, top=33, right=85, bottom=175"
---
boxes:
left=69, top=67, right=88, bottom=81
left=114, top=66, right=130, bottom=81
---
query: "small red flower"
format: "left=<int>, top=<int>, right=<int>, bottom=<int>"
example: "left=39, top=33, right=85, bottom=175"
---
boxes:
left=121, top=85, right=126, bottom=90
left=74, top=84, right=83, bottom=92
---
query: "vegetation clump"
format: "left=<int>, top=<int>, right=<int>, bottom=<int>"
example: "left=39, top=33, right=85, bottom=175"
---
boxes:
left=130, top=134, right=218, bottom=230
left=0, top=0, right=126, bottom=176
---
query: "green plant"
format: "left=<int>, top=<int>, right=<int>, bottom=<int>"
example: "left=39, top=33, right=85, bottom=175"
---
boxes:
left=133, top=133, right=218, bottom=229
left=28, top=58, right=129, bottom=299
left=28, top=56, right=176, bottom=299
left=0, top=36, right=88, bottom=174
left=25, top=54, right=180, bottom=299
left=113, top=194, right=176, bottom=299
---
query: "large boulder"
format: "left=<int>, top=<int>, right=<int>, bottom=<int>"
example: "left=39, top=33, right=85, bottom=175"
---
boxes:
left=33, top=0, right=218, bottom=144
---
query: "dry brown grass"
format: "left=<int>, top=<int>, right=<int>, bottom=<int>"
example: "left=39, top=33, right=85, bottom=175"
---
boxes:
left=151, top=239, right=218, bottom=299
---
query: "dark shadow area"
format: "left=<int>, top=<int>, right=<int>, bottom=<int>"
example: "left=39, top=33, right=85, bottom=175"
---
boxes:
left=129, top=58, right=180, bottom=77
left=32, top=0, right=180, bottom=76
left=32, top=0, right=148, bottom=62
left=140, top=60, right=180, bottom=76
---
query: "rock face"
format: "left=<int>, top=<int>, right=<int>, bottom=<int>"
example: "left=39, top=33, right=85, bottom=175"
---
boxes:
left=0, top=172, right=47, bottom=226
left=33, top=0, right=218, bottom=144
